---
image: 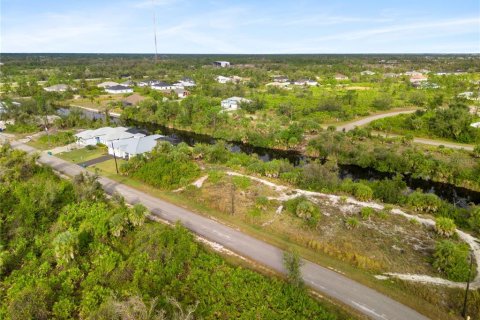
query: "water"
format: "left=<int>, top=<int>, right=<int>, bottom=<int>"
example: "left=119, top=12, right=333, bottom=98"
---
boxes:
left=59, top=107, right=480, bottom=207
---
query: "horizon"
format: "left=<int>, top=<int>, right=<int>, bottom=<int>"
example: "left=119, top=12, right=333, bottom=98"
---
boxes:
left=1, top=0, right=479, bottom=54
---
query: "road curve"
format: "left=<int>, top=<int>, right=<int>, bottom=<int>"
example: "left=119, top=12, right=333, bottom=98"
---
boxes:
left=331, top=110, right=418, bottom=132
left=7, top=139, right=429, bottom=320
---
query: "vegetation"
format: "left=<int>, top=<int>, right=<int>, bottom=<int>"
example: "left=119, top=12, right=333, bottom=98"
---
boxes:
left=432, top=240, right=472, bottom=282
left=0, top=144, right=342, bottom=320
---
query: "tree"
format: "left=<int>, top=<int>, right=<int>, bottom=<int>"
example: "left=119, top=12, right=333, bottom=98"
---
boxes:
left=53, top=230, right=77, bottom=265
left=434, top=217, right=457, bottom=237
left=473, top=144, right=480, bottom=158
left=283, top=250, right=304, bottom=288
left=433, top=240, right=470, bottom=282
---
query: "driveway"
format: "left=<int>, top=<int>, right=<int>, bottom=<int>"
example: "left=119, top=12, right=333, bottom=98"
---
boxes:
left=10, top=140, right=429, bottom=320
left=78, top=154, right=113, bottom=167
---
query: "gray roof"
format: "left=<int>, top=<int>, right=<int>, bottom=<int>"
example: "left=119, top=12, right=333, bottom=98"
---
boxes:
left=112, top=134, right=163, bottom=155
left=106, top=85, right=131, bottom=91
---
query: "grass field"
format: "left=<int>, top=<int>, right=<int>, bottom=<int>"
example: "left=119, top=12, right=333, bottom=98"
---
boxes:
left=57, top=146, right=106, bottom=163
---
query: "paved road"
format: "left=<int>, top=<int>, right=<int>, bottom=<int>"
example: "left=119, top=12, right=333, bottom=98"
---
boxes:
left=332, top=110, right=418, bottom=132
left=373, top=132, right=475, bottom=151
left=7, top=139, right=429, bottom=320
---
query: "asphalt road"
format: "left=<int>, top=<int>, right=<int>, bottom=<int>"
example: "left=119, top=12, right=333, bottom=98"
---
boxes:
left=8, top=139, right=429, bottom=320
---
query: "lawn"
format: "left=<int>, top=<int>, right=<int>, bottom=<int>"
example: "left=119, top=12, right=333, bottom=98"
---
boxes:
left=26, top=131, right=75, bottom=150
left=57, top=146, right=106, bottom=163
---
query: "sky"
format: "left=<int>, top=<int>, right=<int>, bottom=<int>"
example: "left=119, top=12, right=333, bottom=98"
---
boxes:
left=1, top=0, right=479, bottom=54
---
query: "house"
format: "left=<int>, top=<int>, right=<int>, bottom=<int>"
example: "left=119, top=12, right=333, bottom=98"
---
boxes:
left=44, top=84, right=72, bottom=92
left=74, top=127, right=145, bottom=146
left=176, top=77, right=196, bottom=87
left=409, top=74, right=428, bottom=84
left=213, top=61, right=230, bottom=68
left=151, top=81, right=175, bottom=91
left=293, top=79, right=318, bottom=86
left=273, top=76, right=290, bottom=83
left=122, top=93, right=146, bottom=106
left=173, top=88, right=190, bottom=99
left=221, top=97, right=252, bottom=111
left=97, top=81, right=120, bottom=88
left=334, top=74, right=349, bottom=81
left=109, top=134, right=163, bottom=159
left=105, top=85, right=134, bottom=94
left=121, top=80, right=134, bottom=87
left=384, top=73, right=399, bottom=78
left=405, top=71, right=423, bottom=76
left=360, top=70, right=375, bottom=76
left=266, top=82, right=291, bottom=89
left=138, top=80, right=160, bottom=87
left=458, top=92, right=474, bottom=99
left=216, top=76, right=233, bottom=84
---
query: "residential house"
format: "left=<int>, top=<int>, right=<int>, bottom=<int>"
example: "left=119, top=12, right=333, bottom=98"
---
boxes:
left=384, top=73, right=399, bottom=78
left=109, top=134, right=163, bottom=159
left=74, top=127, right=145, bottom=146
left=273, top=76, right=289, bottom=83
left=122, top=93, right=146, bottom=106
left=97, top=81, right=120, bottom=88
left=105, top=85, right=134, bottom=94
left=213, top=61, right=231, bottom=68
left=121, top=80, right=134, bottom=87
left=360, top=70, right=375, bottom=76
left=138, top=80, right=160, bottom=87
left=216, top=76, right=233, bottom=84
left=409, top=74, right=428, bottom=84
left=458, top=92, right=474, bottom=99
left=405, top=71, right=423, bottom=76
left=44, top=84, right=72, bottom=92
left=334, top=74, right=349, bottom=81
left=175, top=77, right=196, bottom=87
left=293, top=79, right=318, bottom=86
left=151, top=81, right=175, bottom=91
left=173, top=88, right=190, bottom=99
left=266, top=82, right=290, bottom=89
left=221, top=97, right=252, bottom=111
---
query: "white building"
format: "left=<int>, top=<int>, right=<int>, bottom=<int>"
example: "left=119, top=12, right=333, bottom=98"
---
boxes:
left=173, top=88, right=189, bottom=99
left=174, top=77, right=196, bottom=87
left=213, top=61, right=230, bottom=68
left=216, top=76, right=233, bottom=84
left=151, top=81, right=175, bottom=91
left=44, top=84, right=72, bottom=92
left=97, top=81, right=120, bottom=88
left=293, top=79, right=318, bottom=86
left=360, top=70, right=375, bottom=76
left=272, top=76, right=289, bottom=83
left=334, top=74, right=349, bottom=81
left=105, top=85, right=134, bottom=94
left=74, top=127, right=145, bottom=146
left=221, top=97, right=252, bottom=111
left=458, top=92, right=474, bottom=99
left=109, top=134, right=163, bottom=159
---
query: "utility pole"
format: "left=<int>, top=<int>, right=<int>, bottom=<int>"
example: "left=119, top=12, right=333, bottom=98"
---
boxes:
left=111, top=141, right=119, bottom=174
left=152, top=0, right=158, bottom=64
left=461, top=251, right=474, bottom=319
left=230, top=179, right=235, bottom=215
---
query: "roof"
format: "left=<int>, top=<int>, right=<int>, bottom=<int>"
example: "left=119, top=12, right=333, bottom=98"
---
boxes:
left=106, top=85, right=132, bottom=91
left=151, top=81, right=172, bottom=87
left=74, top=127, right=143, bottom=141
left=214, top=61, right=230, bottom=63
left=122, top=93, right=146, bottom=105
left=222, top=96, right=251, bottom=103
left=44, top=84, right=70, bottom=91
left=97, top=81, right=119, bottom=88
left=112, top=134, right=163, bottom=155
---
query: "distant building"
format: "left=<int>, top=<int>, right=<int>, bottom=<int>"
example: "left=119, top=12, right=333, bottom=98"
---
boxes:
left=97, top=81, right=120, bottom=88
left=122, top=93, right=146, bottom=106
left=334, top=74, right=349, bottom=81
left=360, top=70, right=375, bottom=76
left=109, top=134, right=164, bottom=159
left=213, top=61, right=231, bottom=68
left=384, top=73, right=399, bottom=78
left=458, top=92, right=474, bottom=99
left=138, top=80, right=160, bottom=87
left=173, top=88, right=190, bottom=99
left=105, top=85, right=133, bottom=94
left=409, top=74, right=428, bottom=84
left=151, top=81, right=175, bottom=91
left=121, top=80, right=134, bottom=87
left=216, top=75, right=233, bottom=84
left=266, top=82, right=290, bottom=89
left=293, top=79, right=318, bottom=86
left=221, top=97, right=252, bottom=111
left=273, top=76, right=290, bottom=83
left=44, top=84, right=72, bottom=92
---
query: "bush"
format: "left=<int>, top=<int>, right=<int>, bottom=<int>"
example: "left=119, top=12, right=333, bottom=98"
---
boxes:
left=432, top=240, right=470, bottom=282
left=345, top=217, right=359, bottom=229
left=434, top=217, right=457, bottom=237
left=284, top=197, right=320, bottom=228
left=353, top=183, right=373, bottom=201
left=360, top=207, right=374, bottom=220
left=407, top=191, right=442, bottom=214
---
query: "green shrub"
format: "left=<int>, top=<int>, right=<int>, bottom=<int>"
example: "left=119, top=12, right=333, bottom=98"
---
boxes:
left=432, top=240, right=471, bottom=282
left=407, top=191, right=442, bottom=214
left=434, top=217, right=457, bottom=237
left=353, top=183, right=373, bottom=201
left=345, top=217, right=359, bottom=229
left=360, top=207, right=374, bottom=220
left=232, top=175, right=251, bottom=190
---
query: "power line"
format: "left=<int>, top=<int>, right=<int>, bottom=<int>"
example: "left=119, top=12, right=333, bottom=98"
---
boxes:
left=152, top=0, right=158, bottom=63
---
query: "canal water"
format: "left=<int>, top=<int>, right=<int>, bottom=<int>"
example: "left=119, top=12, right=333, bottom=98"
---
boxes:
left=58, top=107, right=480, bottom=207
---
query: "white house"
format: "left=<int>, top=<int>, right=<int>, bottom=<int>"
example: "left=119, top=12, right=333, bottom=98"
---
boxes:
left=273, top=76, right=289, bottom=83
left=173, top=88, right=189, bottom=99
left=74, top=127, right=145, bottom=146
left=44, top=84, right=72, bottom=92
left=360, top=70, right=375, bottom=76
left=216, top=76, right=233, bottom=84
left=410, top=74, right=428, bottom=84
left=175, top=77, right=196, bottom=87
left=138, top=80, right=160, bottom=87
left=266, top=82, right=291, bottom=89
left=458, top=92, right=474, bottom=99
left=105, top=85, right=134, bottom=94
left=109, top=134, right=163, bottom=159
left=221, top=97, right=252, bottom=111
left=97, top=81, right=120, bottom=88
left=213, top=61, right=230, bottom=68
left=334, top=74, right=349, bottom=81
left=293, top=79, right=318, bottom=86
left=151, top=81, right=175, bottom=91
